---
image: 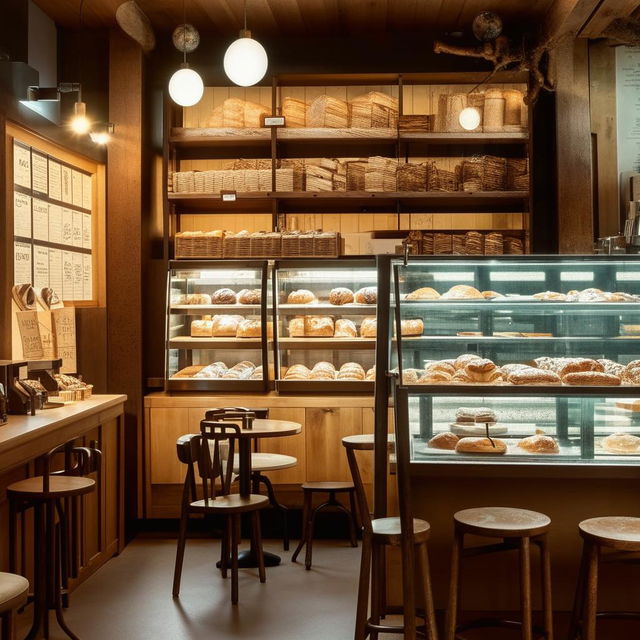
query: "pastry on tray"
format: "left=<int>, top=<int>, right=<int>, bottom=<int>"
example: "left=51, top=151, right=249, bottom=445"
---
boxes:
left=287, top=289, right=317, bottom=304
left=455, top=437, right=507, bottom=454
left=354, top=287, right=377, bottom=304
left=406, top=287, right=440, bottom=300
left=329, top=287, right=355, bottom=305
left=517, top=435, right=559, bottom=454
left=601, top=433, right=640, bottom=454
left=428, top=432, right=459, bottom=450
left=212, top=288, right=237, bottom=304
left=441, top=285, right=484, bottom=300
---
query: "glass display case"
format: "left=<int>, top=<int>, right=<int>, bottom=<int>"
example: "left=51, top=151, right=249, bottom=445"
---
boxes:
left=166, top=260, right=270, bottom=391
left=389, top=256, right=640, bottom=465
left=274, top=258, right=377, bottom=393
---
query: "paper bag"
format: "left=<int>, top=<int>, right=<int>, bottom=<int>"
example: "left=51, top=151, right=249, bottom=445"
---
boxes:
left=15, top=311, right=45, bottom=360
left=52, top=307, right=77, bottom=373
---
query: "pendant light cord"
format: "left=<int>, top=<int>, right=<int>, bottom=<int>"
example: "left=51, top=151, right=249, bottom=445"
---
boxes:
left=183, top=0, right=187, bottom=63
left=244, top=0, right=247, bottom=31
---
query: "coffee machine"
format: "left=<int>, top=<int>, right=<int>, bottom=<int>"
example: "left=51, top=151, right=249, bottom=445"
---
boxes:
left=0, top=360, right=32, bottom=415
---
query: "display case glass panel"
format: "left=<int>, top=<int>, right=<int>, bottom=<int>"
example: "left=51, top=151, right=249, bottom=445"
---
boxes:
left=166, top=260, right=270, bottom=391
left=274, top=259, right=377, bottom=392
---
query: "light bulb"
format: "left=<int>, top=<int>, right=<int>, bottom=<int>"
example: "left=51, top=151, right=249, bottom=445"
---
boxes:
left=70, top=101, right=91, bottom=134
left=90, top=131, right=111, bottom=145
left=168, top=65, right=204, bottom=107
left=459, top=106, right=481, bottom=131
left=223, top=33, right=268, bottom=87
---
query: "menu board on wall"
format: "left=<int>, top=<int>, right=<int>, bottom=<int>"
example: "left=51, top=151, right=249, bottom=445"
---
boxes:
left=12, top=140, right=95, bottom=301
left=617, top=47, right=640, bottom=173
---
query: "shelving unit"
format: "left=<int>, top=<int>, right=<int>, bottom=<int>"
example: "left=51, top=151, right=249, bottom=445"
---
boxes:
left=164, top=71, right=532, bottom=259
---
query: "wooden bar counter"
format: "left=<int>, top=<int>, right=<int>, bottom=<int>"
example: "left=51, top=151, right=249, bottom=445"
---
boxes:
left=0, top=395, right=126, bottom=589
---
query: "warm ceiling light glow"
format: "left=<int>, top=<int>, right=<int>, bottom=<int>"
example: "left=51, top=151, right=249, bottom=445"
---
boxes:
left=168, top=64, right=204, bottom=106
left=70, top=101, right=91, bottom=134
left=90, top=130, right=111, bottom=145
left=459, top=106, right=481, bottom=131
left=223, top=31, right=268, bottom=87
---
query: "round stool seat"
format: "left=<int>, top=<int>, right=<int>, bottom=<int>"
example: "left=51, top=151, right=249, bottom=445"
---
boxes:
left=0, top=572, right=28, bottom=614
left=232, top=453, right=297, bottom=473
left=579, top=516, right=640, bottom=550
left=454, top=507, right=551, bottom=538
left=342, top=434, right=395, bottom=451
left=190, top=494, right=269, bottom=514
left=7, top=476, right=95, bottom=500
left=372, top=517, right=430, bottom=545
left=301, top=481, right=354, bottom=492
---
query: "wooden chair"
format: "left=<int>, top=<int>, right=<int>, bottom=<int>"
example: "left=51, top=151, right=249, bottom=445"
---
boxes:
left=342, top=433, right=438, bottom=640
left=7, top=442, right=99, bottom=640
left=172, top=420, right=269, bottom=605
left=568, top=516, right=640, bottom=640
left=206, top=407, right=296, bottom=551
left=291, top=481, right=359, bottom=570
left=444, top=506, right=553, bottom=640
left=0, top=572, right=29, bottom=640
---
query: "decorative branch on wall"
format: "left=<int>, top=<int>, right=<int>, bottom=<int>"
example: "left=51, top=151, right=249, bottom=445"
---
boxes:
left=434, top=11, right=568, bottom=105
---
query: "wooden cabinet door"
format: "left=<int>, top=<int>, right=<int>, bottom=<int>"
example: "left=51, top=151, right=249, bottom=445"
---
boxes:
left=149, top=408, right=191, bottom=484
left=257, top=408, right=306, bottom=484
left=306, top=407, right=363, bottom=482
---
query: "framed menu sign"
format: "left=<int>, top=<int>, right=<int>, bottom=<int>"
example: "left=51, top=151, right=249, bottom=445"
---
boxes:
left=9, top=135, right=98, bottom=303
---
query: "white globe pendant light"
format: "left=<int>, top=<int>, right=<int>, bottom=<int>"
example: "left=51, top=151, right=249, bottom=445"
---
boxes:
left=224, top=1, right=268, bottom=87
left=459, top=106, right=481, bottom=131
left=169, top=64, right=204, bottom=107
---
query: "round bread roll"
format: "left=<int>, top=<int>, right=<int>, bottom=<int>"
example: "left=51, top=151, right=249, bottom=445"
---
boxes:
left=329, top=287, right=355, bottom=305
left=501, top=363, right=532, bottom=375
left=428, top=432, right=459, bottom=450
left=400, top=318, right=424, bottom=336
left=184, top=293, right=212, bottom=305
left=338, top=367, right=365, bottom=380
left=482, top=290, right=504, bottom=299
left=211, top=314, right=243, bottom=336
left=558, top=358, right=604, bottom=377
left=455, top=437, right=507, bottom=454
left=451, top=371, right=473, bottom=383
left=418, top=371, right=451, bottom=384
left=310, top=369, right=335, bottom=380
left=354, top=287, right=377, bottom=305
left=313, top=361, right=336, bottom=373
left=287, top=289, right=317, bottom=304
left=304, top=316, right=335, bottom=337
left=562, top=371, right=621, bottom=386
left=212, top=288, right=237, bottom=304
left=534, top=291, right=566, bottom=301
left=406, top=287, right=440, bottom=300
left=426, top=362, right=455, bottom=376
left=365, top=368, right=375, bottom=381
left=508, top=368, right=561, bottom=385
left=335, top=318, right=357, bottom=338
left=441, top=285, right=484, bottom=300
left=602, top=433, right=640, bottom=454
left=454, top=354, right=481, bottom=370
left=236, top=319, right=272, bottom=338
left=360, top=317, right=377, bottom=338
left=466, top=358, right=495, bottom=375
left=402, top=369, right=420, bottom=384
left=237, top=289, right=261, bottom=304
left=455, top=407, right=497, bottom=424
left=623, top=366, right=640, bottom=384
left=191, top=316, right=213, bottom=337
left=517, top=435, right=559, bottom=454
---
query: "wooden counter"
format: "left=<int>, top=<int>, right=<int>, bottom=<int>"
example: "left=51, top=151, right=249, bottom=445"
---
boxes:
left=0, top=395, right=126, bottom=589
left=143, top=392, right=387, bottom=518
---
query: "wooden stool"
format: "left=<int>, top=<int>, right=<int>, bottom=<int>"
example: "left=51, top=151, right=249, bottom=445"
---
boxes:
left=173, top=421, right=269, bottom=605
left=7, top=447, right=96, bottom=640
left=291, top=482, right=359, bottom=570
left=445, top=507, right=553, bottom=640
left=0, top=572, right=29, bottom=639
left=232, top=452, right=297, bottom=551
left=568, top=516, right=640, bottom=640
left=343, top=434, right=438, bottom=640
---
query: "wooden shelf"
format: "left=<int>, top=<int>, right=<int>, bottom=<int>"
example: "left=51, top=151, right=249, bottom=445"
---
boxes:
left=278, top=337, right=376, bottom=349
left=400, top=131, right=528, bottom=144
left=168, top=190, right=530, bottom=214
left=170, top=128, right=271, bottom=147
left=170, top=304, right=262, bottom=314
left=169, top=337, right=266, bottom=349
left=278, top=303, right=376, bottom=314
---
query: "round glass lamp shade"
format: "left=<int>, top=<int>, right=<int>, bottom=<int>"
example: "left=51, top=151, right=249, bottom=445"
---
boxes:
left=223, top=36, right=268, bottom=87
left=459, top=106, right=481, bottom=131
left=168, top=66, right=204, bottom=107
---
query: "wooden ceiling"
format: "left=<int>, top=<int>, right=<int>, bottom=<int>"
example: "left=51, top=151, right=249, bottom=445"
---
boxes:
left=34, top=0, right=560, bottom=35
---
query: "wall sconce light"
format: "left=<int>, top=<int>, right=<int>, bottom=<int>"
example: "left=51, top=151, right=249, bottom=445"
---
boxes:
left=89, top=123, right=115, bottom=145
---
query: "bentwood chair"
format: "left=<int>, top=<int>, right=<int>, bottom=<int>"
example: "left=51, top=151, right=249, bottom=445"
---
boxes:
left=172, top=419, right=269, bottom=605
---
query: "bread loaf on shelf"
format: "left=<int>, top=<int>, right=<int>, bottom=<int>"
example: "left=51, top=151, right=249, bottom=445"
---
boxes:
left=304, top=316, right=335, bottom=337
left=211, top=314, right=244, bottom=337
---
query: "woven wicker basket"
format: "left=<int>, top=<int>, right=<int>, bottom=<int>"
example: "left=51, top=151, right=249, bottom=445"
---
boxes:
left=313, top=232, right=340, bottom=257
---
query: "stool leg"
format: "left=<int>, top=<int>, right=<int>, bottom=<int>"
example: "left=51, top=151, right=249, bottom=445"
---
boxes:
left=370, top=542, right=382, bottom=640
left=25, top=503, right=45, bottom=640
left=417, top=541, right=438, bottom=640
left=1, top=611, right=14, bottom=640
left=519, top=536, right=533, bottom=640
left=291, top=490, right=311, bottom=564
left=250, top=510, right=266, bottom=584
left=231, top=514, right=240, bottom=605
left=539, top=535, right=553, bottom=640
left=335, top=496, right=358, bottom=548
left=220, top=516, right=230, bottom=580
left=8, top=500, right=17, bottom=575
left=172, top=507, right=189, bottom=597
left=305, top=501, right=320, bottom=570
left=568, top=542, right=590, bottom=640
left=349, top=489, right=361, bottom=535
left=354, top=532, right=372, bottom=640
left=260, top=474, right=290, bottom=551
left=445, top=528, right=464, bottom=640
left=583, top=542, right=599, bottom=640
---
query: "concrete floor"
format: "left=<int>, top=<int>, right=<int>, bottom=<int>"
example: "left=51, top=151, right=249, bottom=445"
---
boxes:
left=14, top=536, right=636, bottom=639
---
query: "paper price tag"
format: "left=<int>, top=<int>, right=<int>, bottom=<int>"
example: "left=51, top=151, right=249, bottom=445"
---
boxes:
left=221, top=191, right=237, bottom=202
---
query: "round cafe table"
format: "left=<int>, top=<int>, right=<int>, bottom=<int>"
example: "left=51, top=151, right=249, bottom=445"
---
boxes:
left=215, top=417, right=301, bottom=568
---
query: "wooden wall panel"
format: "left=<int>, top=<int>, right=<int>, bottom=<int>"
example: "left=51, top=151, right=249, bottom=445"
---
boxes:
left=556, top=39, right=594, bottom=253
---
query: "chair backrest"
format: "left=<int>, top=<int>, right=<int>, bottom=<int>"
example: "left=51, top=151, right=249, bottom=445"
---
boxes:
left=205, top=406, right=269, bottom=425
left=342, top=436, right=374, bottom=535
left=44, top=440, right=102, bottom=491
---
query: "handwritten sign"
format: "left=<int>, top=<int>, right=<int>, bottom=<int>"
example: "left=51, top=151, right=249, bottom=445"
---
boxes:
left=72, top=211, right=83, bottom=247
left=13, top=142, right=31, bottom=188
left=48, top=204, right=62, bottom=244
left=72, top=170, right=83, bottom=208
left=33, top=245, right=49, bottom=289
left=82, top=174, right=92, bottom=210
left=62, top=250, right=74, bottom=301
left=14, top=241, right=32, bottom=285
left=61, top=166, right=72, bottom=203
left=48, top=160, right=62, bottom=200
left=617, top=47, right=640, bottom=173
left=83, top=254, right=93, bottom=300
left=49, top=249, right=63, bottom=293
left=32, top=199, right=49, bottom=242
left=13, top=192, right=31, bottom=238
left=62, top=208, right=73, bottom=245
left=32, top=152, right=48, bottom=194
